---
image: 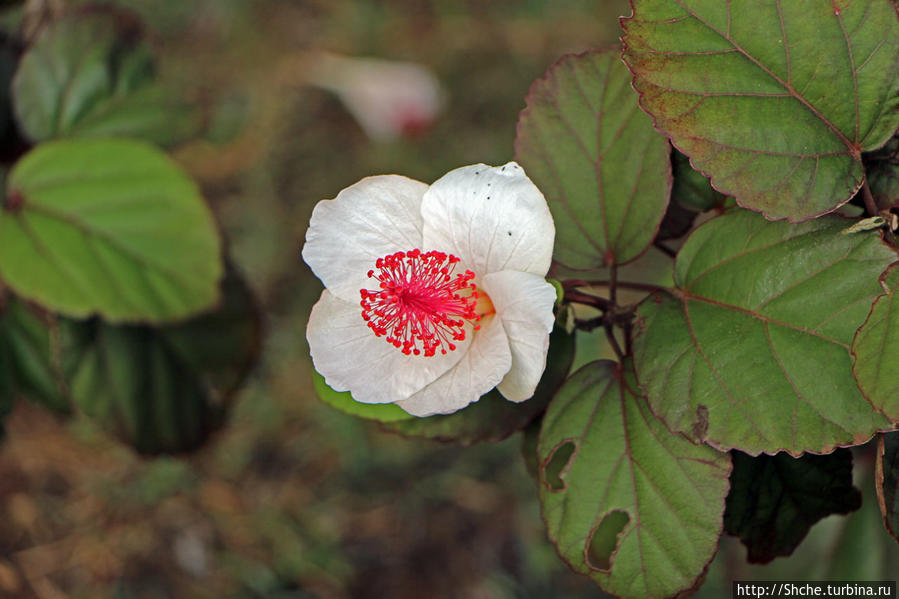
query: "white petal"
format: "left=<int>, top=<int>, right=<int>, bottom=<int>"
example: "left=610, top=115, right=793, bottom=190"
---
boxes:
left=307, top=290, right=468, bottom=404
left=420, top=162, right=554, bottom=278
left=482, top=270, right=556, bottom=402
left=302, top=175, right=427, bottom=302
left=395, top=315, right=512, bottom=417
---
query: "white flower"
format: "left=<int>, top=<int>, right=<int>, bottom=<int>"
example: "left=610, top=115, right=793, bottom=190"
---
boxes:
left=304, top=52, right=443, bottom=142
left=302, top=162, right=556, bottom=417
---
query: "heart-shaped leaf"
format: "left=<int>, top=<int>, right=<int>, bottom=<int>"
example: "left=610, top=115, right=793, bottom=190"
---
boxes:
left=380, top=322, right=575, bottom=444
left=515, top=49, right=670, bottom=268
left=538, top=360, right=731, bottom=599
left=12, top=9, right=201, bottom=147
left=622, top=0, right=899, bottom=221
left=633, top=210, right=896, bottom=456
left=876, top=431, right=899, bottom=542
left=852, top=263, right=899, bottom=420
left=2, top=138, right=222, bottom=323
left=724, top=449, right=861, bottom=563
left=59, top=267, right=260, bottom=454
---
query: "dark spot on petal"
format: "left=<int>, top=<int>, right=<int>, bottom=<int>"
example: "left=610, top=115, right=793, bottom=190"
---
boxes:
left=507, top=231, right=512, bottom=236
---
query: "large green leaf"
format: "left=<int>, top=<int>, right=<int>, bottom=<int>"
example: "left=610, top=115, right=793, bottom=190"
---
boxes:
left=538, top=360, right=731, bottom=599
left=59, top=268, right=260, bottom=454
left=515, top=49, right=670, bottom=268
left=2, top=138, right=222, bottom=323
left=633, top=210, right=896, bottom=456
left=622, top=0, right=899, bottom=221
left=853, top=264, right=899, bottom=421
left=11, top=9, right=200, bottom=147
left=0, top=297, right=67, bottom=412
left=724, top=449, right=861, bottom=563
left=877, top=432, right=899, bottom=543
left=380, top=323, right=575, bottom=444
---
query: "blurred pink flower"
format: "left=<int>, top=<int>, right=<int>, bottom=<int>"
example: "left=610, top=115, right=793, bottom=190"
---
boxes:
left=303, top=162, right=556, bottom=416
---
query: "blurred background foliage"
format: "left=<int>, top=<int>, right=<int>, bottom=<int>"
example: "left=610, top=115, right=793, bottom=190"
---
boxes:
left=0, top=1, right=895, bottom=598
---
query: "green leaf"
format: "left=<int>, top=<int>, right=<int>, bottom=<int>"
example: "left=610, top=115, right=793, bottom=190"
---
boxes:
left=312, top=370, right=414, bottom=424
left=538, top=360, right=731, bottom=599
left=876, top=432, right=899, bottom=543
left=11, top=9, right=200, bottom=147
left=380, top=323, right=575, bottom=444
left=853, top=264, right=899, bottom=420
left=2, top=138, right=222, bottom=323
left=622, top=0, right=899, bottom=221
left=633, top=210, right=896, bottom=456
left=864, top=136, right=899, bottom=210
left=724, top=449, right=861, bottom=563
left=59, top=267, right=260, bottom=454
left=515, top=49, right=671, bottom=268
left=0, top=297, right=67, bottom=412
left=671, top=149, right=729, bottom=213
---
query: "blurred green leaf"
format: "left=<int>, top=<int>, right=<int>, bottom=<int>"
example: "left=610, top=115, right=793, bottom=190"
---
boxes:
left=724, top=449, right=861, bottom=564
left=515, top=49, right=670, bottom=268
left=852, top=264, right=899, bottom=421
left=380, top=323, right=575, bottom=444
left=622, top=0, right=899, bottom=221
left=3, top=138, right=222, bottom=323
left=537, top=359, right=731, bottom=598
left=633, top=210, right=895, bottom=456
left=312, top=369, right=414, bottom=424
left=877, top=432, right=899, bottom=542
left=59, top=267, right=260, bottom=454
left=0, top=296, right=67, bottom=412
left=12, top=8, right=201, bottom=147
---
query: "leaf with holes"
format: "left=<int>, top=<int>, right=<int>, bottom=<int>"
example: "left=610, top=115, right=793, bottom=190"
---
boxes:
left=724, top=449, right=861, bottom=563
left=59, top=267, right=260, bottom=454
left=515, top=49, right=671, bottom=268
left=853, top=263, right=899, bottom=420
left=380, top=323, right=575, bottom=444
left=621, top=0, right=899, bottom=221
left=538, top=360, right=731, bottom=599
left=2, top=138, right=222, bottom=323
left=633, top=210, right=896, bottom=456
left=11, top=9, right=201, bottom=147
left=876, top=431, right=899, bottom=542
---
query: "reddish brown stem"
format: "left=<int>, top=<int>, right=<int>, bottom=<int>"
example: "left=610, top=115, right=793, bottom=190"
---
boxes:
left=861, top=179, right=879, bottom=217
left=563, top=279, right=666, bottom=294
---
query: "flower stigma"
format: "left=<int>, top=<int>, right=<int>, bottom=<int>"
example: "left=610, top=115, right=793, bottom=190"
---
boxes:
left=359, top=249, right=491, bottom=356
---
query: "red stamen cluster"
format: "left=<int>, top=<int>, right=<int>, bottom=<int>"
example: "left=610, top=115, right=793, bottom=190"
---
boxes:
left=360, top=249, right=479, bottom=356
